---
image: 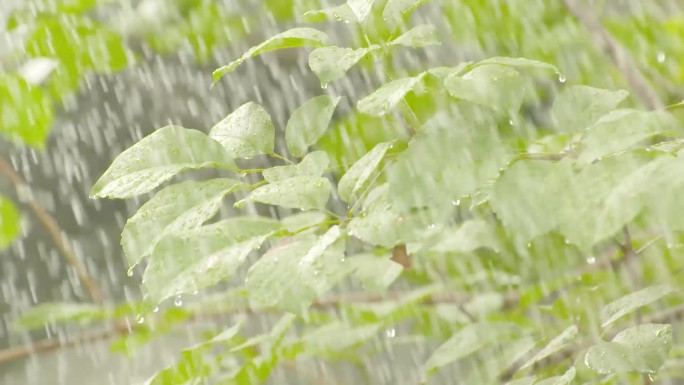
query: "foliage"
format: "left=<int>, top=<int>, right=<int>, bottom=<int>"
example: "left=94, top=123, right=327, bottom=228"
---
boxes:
left=7, top=0, right=684, bottom=385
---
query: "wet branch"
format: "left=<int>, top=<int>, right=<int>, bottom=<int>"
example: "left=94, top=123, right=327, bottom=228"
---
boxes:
left=0, top=155, right=104, bottom=303
left=562, top=0, right=663, bottom=110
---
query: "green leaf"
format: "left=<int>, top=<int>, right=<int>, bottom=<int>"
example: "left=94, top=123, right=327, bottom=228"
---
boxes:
left=0, top=73, right=54, bottom=148
left=552, top=86, right=629, bottom=132
left=475, top=57, right=560, bottom=74
left=444, top=64, right=525, bottom=112
left=213, top=28, right=328, bottom=82
left=387, top=24, right=440, bottom=48
left=520, top=325, right=578, bottom=370
left=338, top=141, right=391, bottom=203
left=281, top=211, right=329, bottom=233
left=309, top=46, right=380, bottom=86
left=576, top=109, right=680, bottom=164
left=505, top=377, right=537, bottom=385
left=295, top=321, right=381, bottom=355
left=246, top=227, right=351, bottom=313
left=240, top=176, right=332, bottom=210
left=349, top=253, right=403, bottom=293
left=15, top=302, right=106, bottom=330
left=0, top=195, right=20, bottom=249
left=534, top=367, right=576, bottom=385
left=357, top=73, right=426, bottom=116
left=183, top=322, right=243, bottom=352
left=286, top=95, right=341, bottom=157
left=143, top=217, right=282, bottom=304
left=585, top=324, right=672, bottom=375
left=430, top=219, right=499, bottom=253
left=383, top=0, right=431, bottom=30
left=665, top=100, right=684, bottom=111
left=91, top=125, right=236, bottom=199
left=303, top=4, right=357, bottom=24
left=600, top=285, right=676, bottom=328
left=121, top=178, right=247, bottom=268
left=262, top=151, right=329, bottom=183
left=209, top=102, right=275, bottom=158
left=348, top=0, right=375, bottom=23
left=490, top=160, right=573, bottom=241
left=425, top=322, right=520, bottom=373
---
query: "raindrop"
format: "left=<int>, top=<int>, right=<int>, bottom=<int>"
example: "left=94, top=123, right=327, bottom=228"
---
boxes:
left=321, top=82, right=328, bottom=89
left=174, top=295, right=183, bottom=307
left=656, top=52, right=666, bottom=63
left=558, top=74, right=566, bottom=83
left=586, top=256, right=596, bottom=264
left=452, top=199, right=461, bottom=206
left=385, top=328, right=396, bottom=338
left=526, top=242, right=532, bottom=248
left=136, top=315, right=145, bottom=324
left=127, top=268, right=134, bottom=277
left=153, top=307, right=160, bottom=313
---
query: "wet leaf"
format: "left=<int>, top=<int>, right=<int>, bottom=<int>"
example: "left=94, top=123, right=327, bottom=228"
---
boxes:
left=430, top=219, right=499, bottom=253
left=475, top=57, right=560, bottom=74
left=91, top=125, right=237, bottom=199
left=304, top=3, right=357, bottom=24
left=358, top=73, right=426, bottom=116
left=262, top=151, right=329, bottom=183
left=0, top=195, right=20, bottom=249
left=349, top=253, right=403, bottom=293
left=552, top=86, right=629, bottom=132
left=577, top=109, right=680, bottom=164
left=383, top=0, right=431, bottom=30
left=444, top=64, right=525, bottom=112
left=0, top=74, right=54, bottom=148
left=286, top=95, right=341, bottom=157
left=505, top=376, right=537, bottom=385
left=213, top=28, right=328, bottom=82
left=143, top=217, right=282, bottom=305
left=122, top=179, right=247, bottom=268
left=16, top=302, right=107, bottom=330
left=348, top=0, right=375, bottom=23
left=520, top=325, right=578, bottom=370
left=246, top=227, right=352, bottom=313
left=281, top=211, right=329, bottom=233
left=293, top=321, right=381, bottom=355
left=387, top=24, right=440, bottom=48
left=425, top=322, right=520, bottom=373
left=338, top=141, right=391, bottom=203
left=183, top=322, right=243, bottom=352
left=209, top=102, right=275, bottom=158
left=240, top=176, right=332, bottom=210
left=585, top=324, right=672, bottom=375
left=309, top=46, right=380, bottom=85
left=600, top=285, right=676, bottom=328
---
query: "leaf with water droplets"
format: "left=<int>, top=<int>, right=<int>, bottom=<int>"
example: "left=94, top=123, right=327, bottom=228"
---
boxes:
left=358, top=73, right=426, bottom=116
left=143, top=217, right=282, bottom=305
left=309, top=45, right=380, bottom=85
left=520, top=325, right=578, bottom=370
left=585, top=324, right=672, bottom=375
left=349, top=253, right=403, bottom=293
left=383, top=0, right=431, bottom=30
left=91, top=125, right=237, bottom=199
left=304, top=3, right=358, bottom=23
left=241, top=176, right=332, bottom=210
left=444, top=64, right=525, bottom=112
left=600, top=285, right=676, bottom=328
left=490, top=160, right=573, bottom=242
left=425, top=322, right=521, bottom=373
left=262, top=151, right=329, bottom=183
left=15, top=302, right=107, bottom=330
left=534, top=367, right=576, bottom=385
left=246, top=227, right=352, bottom=313
left=387, top=24, right=440, bottom=48
left=281, top=211, right=329, bottom=233
left=122, top=178, right=247, bottom=268
left=286, top=95, right=341, bottom=157
left=209, top=102, right=275, bottom=158
left=212, top=28, right=328, bottom=82
left=347, top=0, right=375, bottom=23
left=577, top=109, right=680, bottom=165
left=0, top=74, right=54, bottom=148
left=430, top=219, right=499, bottom=253
left=552, top=86, right=629, bottom=132
left=338, top=141, right=391, bottom=203
left=0, top=194, right=20, bottom=249
left=291, top=321, right=381, bottom=355
left=475, top=57, right=560, bottom=74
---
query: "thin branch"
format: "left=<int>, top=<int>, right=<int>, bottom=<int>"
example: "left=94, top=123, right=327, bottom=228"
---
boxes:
left=562, top=0, right=664, bottom=110
left=0, top=155, right=104, bottom=303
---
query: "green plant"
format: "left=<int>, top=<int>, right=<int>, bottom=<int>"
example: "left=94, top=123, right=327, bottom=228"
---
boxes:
left=7, top=1, right=684, bottom=384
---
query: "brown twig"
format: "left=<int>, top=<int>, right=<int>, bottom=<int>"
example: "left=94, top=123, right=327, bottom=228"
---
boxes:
left=0, top=155, right=104, bottom=303
left=562, top=0, right=663, bottom=110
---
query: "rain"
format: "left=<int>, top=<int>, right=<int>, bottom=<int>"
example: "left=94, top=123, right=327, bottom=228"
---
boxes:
left=1, top=0, right=684, bottom=384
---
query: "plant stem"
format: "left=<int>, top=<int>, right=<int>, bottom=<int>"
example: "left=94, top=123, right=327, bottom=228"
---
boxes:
left=0, top=155, right=104, bottom=303
left=269, top=153, right=295, bottom=164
